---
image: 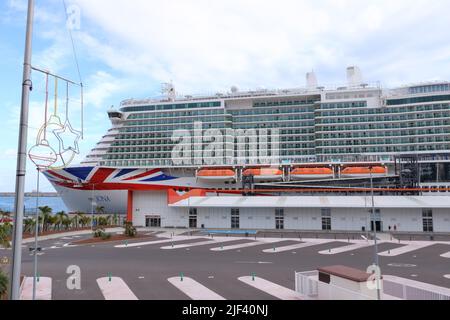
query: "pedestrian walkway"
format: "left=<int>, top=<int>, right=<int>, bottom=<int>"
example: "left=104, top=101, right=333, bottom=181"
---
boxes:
left=168, top=276, right=226, bottom=300
left=20, top=276, right=52, bottom=300
left=378, top=242, right=435, bottom=256
left=160, top=237, right=241, bottom=250
left=96, top=277, right=138, bottom=300
left=114, top=236, right=205, bottom=248
left=210, top=239, right=283, bottom=251
left=262, top=239, right=333, bottom=253
left=238, top=276, right=302, bottom=300
left=318, top=242, right=378, bottom=255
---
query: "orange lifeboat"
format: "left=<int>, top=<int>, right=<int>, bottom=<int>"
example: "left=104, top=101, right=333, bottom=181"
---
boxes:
left=291, top=167, right=334, bottom=180
left=341, top=166, right=387, bottom=178
left=242, top=168, right=283, bottom=181
left=197, top=169, right=235, bottom=181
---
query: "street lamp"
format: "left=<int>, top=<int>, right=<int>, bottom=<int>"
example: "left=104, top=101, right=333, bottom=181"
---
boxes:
left=370, top=168, right=381, bottom=300
left=91, top=183, right=96, bottom=231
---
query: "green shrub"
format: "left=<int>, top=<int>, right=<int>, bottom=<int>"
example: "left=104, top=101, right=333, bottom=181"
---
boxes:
left=0, top=269, right=8, bottom=298
left=123, top=221, right=137, bottom=237
left=93, top=227, right=106, bottom=238
left=101, top=233, right=111, bottom=240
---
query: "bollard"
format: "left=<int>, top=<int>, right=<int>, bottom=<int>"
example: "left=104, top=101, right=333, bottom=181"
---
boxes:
left=172, top=242, right=174, bottom=248
left=273, top=246, right=276, bottom=252
left=252, top=272, right=256, bottom=281
left=125, top=240, right=128, bottom=247
left=388, top=250, right=390, bottom=255
left=37, top=273, right=40, bottom=283
left=221, top=244, right=223, bottom=250
left=329, top=248, right=331, bottom=253
left=180, top=272, right=184, bottom=282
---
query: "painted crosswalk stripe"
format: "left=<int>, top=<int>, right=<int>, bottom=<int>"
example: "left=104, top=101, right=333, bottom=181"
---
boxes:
left=211, top=239, right=284, bottom=251
left=20, top=276, right=52, bottom=300
left=168, top=276, right=225, bottom=300
left=238, top=276, right=302, bottom=300
left=262, top=239, right=332, bottom=253
left=114, top=236, right=205, bottom=248
left=96, top=277, right=138, bottom=300
left=318, top=242, right=377, bottom=255
left=440, top=251, right=450, bottom=258
left=161, top=238, right=240, bottom=250
left=378, top=242, right=435, bottom=256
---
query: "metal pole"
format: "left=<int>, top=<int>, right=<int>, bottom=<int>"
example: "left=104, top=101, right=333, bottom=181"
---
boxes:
left=91, top=183, right=95, bottom=230
left=370, top=171, right=381, bottom=300
left=10, top=0, right=35, bottom=300
left=32, top=168, right=40, bottom=300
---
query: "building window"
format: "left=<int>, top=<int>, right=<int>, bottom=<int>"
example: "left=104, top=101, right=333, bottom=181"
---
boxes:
left=422, top=209, right=434, bottom=232
left=189, top=208, right=197, bottom=228
left=321, top=208, right=331, bottom=231
left=231, top=208, right=240, bottom=229
left=275, top=209, right=284, bottom=230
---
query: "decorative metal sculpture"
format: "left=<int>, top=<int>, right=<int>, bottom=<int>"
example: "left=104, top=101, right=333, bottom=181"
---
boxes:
left=28, top=71, right=83, bottom=170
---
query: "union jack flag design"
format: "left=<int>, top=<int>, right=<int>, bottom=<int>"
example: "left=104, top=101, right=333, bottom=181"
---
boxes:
left=43, top=167, right=178, bottom=191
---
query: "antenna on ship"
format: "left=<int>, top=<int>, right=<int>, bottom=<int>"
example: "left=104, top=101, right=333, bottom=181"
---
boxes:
left=162, top=81, right=176, bottom=101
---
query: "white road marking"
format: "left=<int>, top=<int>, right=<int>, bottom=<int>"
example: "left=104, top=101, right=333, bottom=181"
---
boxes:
left=262, top=239, right=332, bottom=253
left=168, top=276, right=225, bottom=300
left=378, top=242, right=435, bottom=256
left=238, top=276, right=302, bottom=300
left=138, top=276, right=145, bottom=279
left=318, top=242, right=376, bottom=255
left=444, top=275, right=450, bottom=279
left=20, top=277, right=52, bottom=300
left=96, top=277, right=138, bottom=300
left=114, top=236, right=204, bottom=248
left=211, top=239, right=283, bottom=251
left=440, top=251, right=450, bottom=258
left=235, top=261, right=273, bottom=264
left=160, top=238, right=238, bottom=250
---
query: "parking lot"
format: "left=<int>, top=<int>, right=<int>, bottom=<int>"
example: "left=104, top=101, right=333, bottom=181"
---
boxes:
left=2, top=230, right=450, bottom=300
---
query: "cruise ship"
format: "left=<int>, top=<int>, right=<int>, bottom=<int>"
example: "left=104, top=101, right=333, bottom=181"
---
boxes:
left=43, top=67, right=450, bottom=232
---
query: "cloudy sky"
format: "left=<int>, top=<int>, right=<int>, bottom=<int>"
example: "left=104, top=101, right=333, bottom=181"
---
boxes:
left=1, top=0, right=450, bottom=192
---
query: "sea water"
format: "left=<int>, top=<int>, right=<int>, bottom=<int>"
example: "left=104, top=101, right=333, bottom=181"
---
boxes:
left=0, top=196, right=67, bottom=214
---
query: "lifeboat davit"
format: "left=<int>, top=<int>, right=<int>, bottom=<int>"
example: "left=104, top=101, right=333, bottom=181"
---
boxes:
left=341, top=166, right=387, bottom=178
left=243, top=168, right=283, bottom=181
left=197, top=169, right=236, bottom=181
left=290, top=167, right=334, bottom=180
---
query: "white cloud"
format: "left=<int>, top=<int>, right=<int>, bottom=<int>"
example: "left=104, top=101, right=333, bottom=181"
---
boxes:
left=71, top=0, right=449, bottom=92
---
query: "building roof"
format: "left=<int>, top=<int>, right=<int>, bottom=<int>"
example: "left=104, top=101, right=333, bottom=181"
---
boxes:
left=169, top=195, right=450, bottom=209
left=318, top=265, right=375, bottom=283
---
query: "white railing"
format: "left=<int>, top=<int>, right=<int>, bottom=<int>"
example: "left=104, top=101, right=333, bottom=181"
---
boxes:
left=383, top=280, right=450, bottom=300
left=295, top=271, right=319, bottom=298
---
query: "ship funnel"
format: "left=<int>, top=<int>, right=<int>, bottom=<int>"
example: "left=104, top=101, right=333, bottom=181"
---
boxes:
left=306, top=71, right=318, bottom=89
left=347, top=66, right=363, bottom=87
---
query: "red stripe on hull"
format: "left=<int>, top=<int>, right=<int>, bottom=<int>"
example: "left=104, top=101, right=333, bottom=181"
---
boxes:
left=47, top=170, right=73, bottom=182
left=123, top=169, right=161, bottom=181
left=89, top=168, right=116, bottom=184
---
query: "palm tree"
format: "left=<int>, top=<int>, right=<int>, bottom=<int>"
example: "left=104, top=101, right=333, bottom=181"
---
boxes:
left=62, top=217, right=72, bottom=230
left=74, top=212, right=85, bottom=229
left=80, top=216, right=90, bottom=228
left=38, top=206, right=53, bottom=232
left=55, top=211, right=68, bottom=231
left=23, top=217, right=35, bottom=234
left=95, top=206, right=105, bottom=215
